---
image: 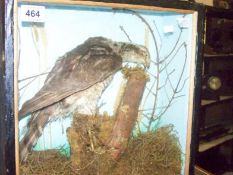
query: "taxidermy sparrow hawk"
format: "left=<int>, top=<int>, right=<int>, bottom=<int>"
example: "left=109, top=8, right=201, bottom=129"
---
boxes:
left=19, top=36, right=150, bottom=162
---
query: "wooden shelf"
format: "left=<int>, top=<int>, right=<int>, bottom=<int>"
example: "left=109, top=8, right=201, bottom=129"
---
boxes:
left=201, top=96, right=233, bottom=106
left=195, top=165, right=214, bottom=175
left=199, top=133, right=233, bottom=152
left=204, top=54, right=233, bottom=57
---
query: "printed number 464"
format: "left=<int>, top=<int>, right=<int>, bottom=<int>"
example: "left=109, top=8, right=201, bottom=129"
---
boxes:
left=25, top=10, right=40, bottom=17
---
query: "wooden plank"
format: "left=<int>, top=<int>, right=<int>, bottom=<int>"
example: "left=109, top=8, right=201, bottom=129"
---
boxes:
left=14, top=0, right=20, bottom=174
left=188, top=4, right=205, bottom=175
left=3, top=0, right=16, bottom=173
left=17, top=0, right=195, bottom=14
left=184, top=11, right=198, bottom=175
left=194, top=165, right=214, bottom=175
left=195, top=0, right=213, bottom=7
left=0, top=0, right=7, bottom=174
left=201, top=96, right=233, bottom=106
left=199, top=134, right=233, bottom=152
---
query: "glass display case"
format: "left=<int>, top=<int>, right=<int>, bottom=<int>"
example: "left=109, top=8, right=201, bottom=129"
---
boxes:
left=0, top=0, right=205, bottom=174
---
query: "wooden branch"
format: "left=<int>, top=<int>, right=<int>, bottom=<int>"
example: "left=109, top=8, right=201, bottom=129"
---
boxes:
left=106, top=67, right=148, bottom=160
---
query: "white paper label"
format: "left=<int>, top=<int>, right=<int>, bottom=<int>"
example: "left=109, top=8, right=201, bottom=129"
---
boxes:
left=163, top=25, right=174, bottom=33
left=20, top=5, right=45, bottom=23
left=177, top=18, right=190, bottom=29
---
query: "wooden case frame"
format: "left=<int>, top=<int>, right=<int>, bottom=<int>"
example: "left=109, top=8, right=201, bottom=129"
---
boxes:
left=0, top=0, right=205, bottom=174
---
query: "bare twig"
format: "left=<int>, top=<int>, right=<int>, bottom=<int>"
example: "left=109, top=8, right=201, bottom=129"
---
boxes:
left=115, top=9, right=188, bottom=132
left=19, top=71, right=50, bottom=83
left=156, top=42, right=188, bottom=119
left=147, top=42, right=187, bottom=130
left=153, top=20, right=162, bottom=53
left=119, top=25, right=132, bottom=43
left=159, top=41, right=185, bottom=73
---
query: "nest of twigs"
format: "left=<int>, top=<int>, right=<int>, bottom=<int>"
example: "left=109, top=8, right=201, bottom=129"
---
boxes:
left=114, top=126, right=182, bottom=175
left=20, top=115, right=182, bottom=175
left=20, top=150, right=76, bottom=175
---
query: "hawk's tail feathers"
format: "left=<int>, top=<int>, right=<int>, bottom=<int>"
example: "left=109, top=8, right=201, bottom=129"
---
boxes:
left=20, top=112, right=49, bottom=163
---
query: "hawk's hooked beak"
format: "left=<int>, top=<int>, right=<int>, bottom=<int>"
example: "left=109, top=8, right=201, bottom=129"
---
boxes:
left=119, top=43, right=151, bottom=69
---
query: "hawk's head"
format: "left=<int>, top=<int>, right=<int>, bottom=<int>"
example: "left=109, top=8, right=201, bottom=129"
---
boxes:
left=117, top=42, right=150, bottom=68
left=86, top=37, right=151, bottom=68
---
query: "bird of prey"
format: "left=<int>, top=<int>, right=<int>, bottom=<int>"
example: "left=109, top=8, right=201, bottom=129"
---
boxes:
left=19, top=36, right=150, bottom=162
